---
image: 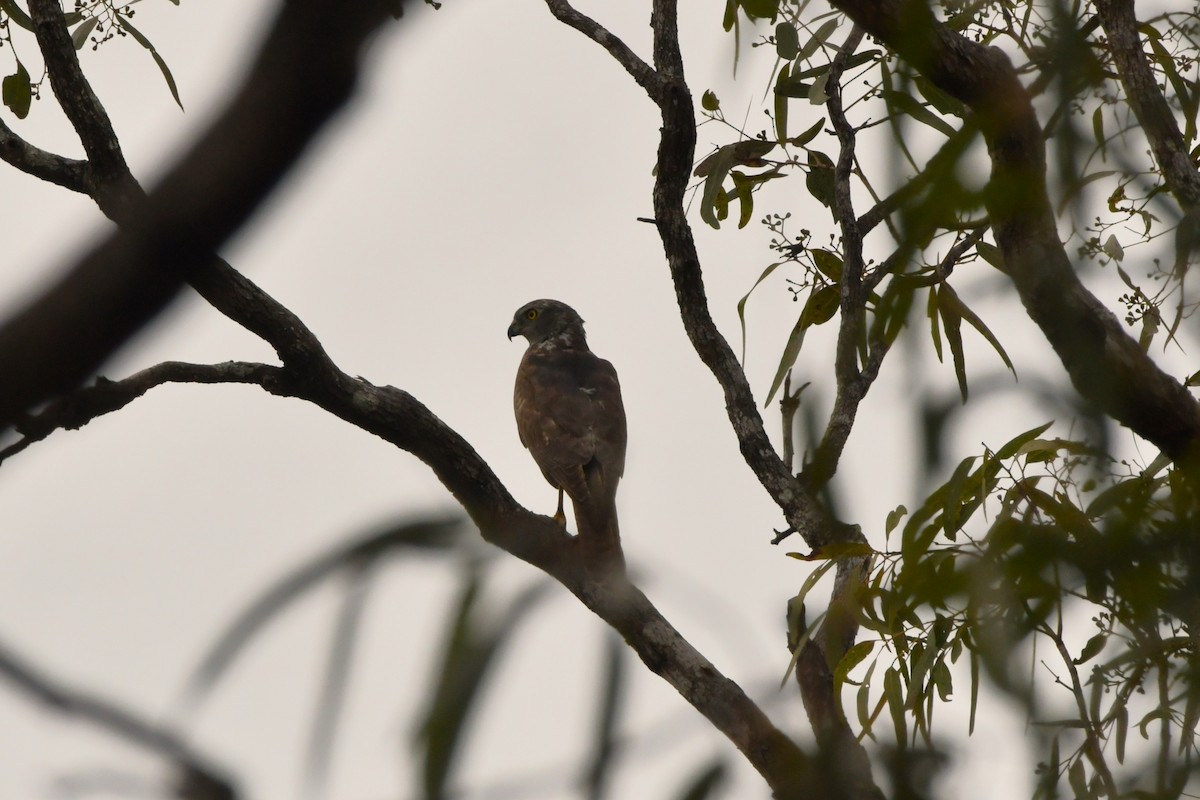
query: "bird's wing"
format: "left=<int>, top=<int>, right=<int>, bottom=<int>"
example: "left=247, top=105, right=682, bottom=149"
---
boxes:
left=514, top=348, right=625, bottom=504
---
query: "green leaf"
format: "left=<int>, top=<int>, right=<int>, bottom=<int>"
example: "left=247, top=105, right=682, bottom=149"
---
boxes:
left=418, top=574, right=553, bottom=799
left=763, top=284, right=839, bottom=407
left=811, top=249, right=843, bottom=282
left=695, top=140, right=776, bottom=229
left=881, top=88, right=958, bottom=138
left=583, top=633, right=626, bottom=800
left=797, top=17, right=839, bottom=62
left=968, top=646, right=979, bottom=734
left=0, top=0, right=33, bottom=31
left=1091, top=106, right=1106, bottom=160
left=938, top=283, right=1016, bottom=378
left=994, top=420, right=1054, bottom=459
left=805, top=150, right=835, bottom=209
left=1074, top=633, right=1106, bottom=666
left=883, top=666, right=908, bottom=747
left=940, top=455, right=976, bottom=539
left=118, top=17, right=184, bottom=109
left=789, top=118, right=824, bottom=147
left=927, top=286, right=943, bottom=362
left=936, top=285, right=968, bottom=401
left=736, top=262, right=783, bottom=361
left=775, top=21, right=799, bottom=60
left=672, top=761, right=727, bottom=800
left=885, top=504, right=907, bottom=536
left=737, top=0, right=779, bottom=22
left=71, top=16, right=100, bottom=50
left=975, top=240, right=1005, bottom=271
left=834, top=640, right=875, bottom=686
left=2, top=61, right=31, bottom=120
left=773, top=63, right=790, bottom=141
left=1114, top=704, right=1128, bottom=763
left=931, top=660, right=953, bottom=701
left=1067, top=759, right=1090, bottom=800
left=701, top=89, right=720, bottom=112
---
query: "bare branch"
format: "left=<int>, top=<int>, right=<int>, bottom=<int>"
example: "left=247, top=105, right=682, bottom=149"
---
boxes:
left=829, top=0, right=1200, bottom=465
left=0, top=115, right=90, bottom=192
left=542, top=0, right=662, bottom=101
left=0, top=0, right=402, bottom=431
left=0, top=636, right=237, bottom=799
left=1, top=361, right=282, bottom=464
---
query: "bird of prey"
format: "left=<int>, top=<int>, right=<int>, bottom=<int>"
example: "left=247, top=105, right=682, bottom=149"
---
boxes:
left=507, top=299, right=626, bottom=552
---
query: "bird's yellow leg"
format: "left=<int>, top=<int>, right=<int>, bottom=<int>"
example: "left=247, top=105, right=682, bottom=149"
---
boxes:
left=553, top=489, right=566, bottom=528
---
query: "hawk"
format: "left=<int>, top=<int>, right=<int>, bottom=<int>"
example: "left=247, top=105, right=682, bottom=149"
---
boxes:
left=507, top=299, right=626, bottom=553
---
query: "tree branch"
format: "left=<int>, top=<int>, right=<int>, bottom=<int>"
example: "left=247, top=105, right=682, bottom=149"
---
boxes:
left=828, top=0, right=1200, bottom=465
left=1, top=361, right=282, bottom=464
left=0, top=115, right=90, bottom=192
left=0, top=0, right=401, bottom=431
left=542, top=0, right=663, bottom=101
left=0, top=636, right=237, bottom=800
left=1093, top=0, right=1200, bottom=213
left=645, top=0, right=834, bottom=546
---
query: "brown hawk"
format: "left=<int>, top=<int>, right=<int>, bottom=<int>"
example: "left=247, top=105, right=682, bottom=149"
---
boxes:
left=507, top=300, right=626, bottom=551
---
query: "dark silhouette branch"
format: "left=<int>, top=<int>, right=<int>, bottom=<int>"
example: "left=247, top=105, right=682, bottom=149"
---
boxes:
left=1093, top=0, right=1200, bottom=213
left=829, top=0, right=1200, bottom=465
left=0, top=116, right=90, bottom=192
left=543, top=0, right=663, bottom=101
left=0, top=636, right=237, bottom=800
left=0, top=0, right=401, bottom=431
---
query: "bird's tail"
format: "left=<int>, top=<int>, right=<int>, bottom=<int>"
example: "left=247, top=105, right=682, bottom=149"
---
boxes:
left=573, top=496, right=625, bottom=576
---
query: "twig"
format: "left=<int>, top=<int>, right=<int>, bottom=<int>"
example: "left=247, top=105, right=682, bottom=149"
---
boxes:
left=2, top=361, right=282, bottom=464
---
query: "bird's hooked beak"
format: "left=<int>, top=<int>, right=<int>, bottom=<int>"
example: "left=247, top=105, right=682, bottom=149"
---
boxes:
left=506, top=322, right=520, bottom=341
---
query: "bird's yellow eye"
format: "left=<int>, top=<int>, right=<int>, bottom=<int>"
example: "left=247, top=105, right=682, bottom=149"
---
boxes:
left=526, top=309, right=538, bottom=320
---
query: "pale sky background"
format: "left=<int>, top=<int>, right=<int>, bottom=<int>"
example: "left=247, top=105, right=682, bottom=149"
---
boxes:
left=0, top=1, right=1185, bottom=798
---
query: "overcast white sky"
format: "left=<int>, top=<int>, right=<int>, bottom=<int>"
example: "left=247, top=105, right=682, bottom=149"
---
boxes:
left=0, top=1, right=1181, bottom=798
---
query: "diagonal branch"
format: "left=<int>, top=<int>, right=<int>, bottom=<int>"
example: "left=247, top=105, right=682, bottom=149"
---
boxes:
left=0, top=0, right=401, bottom=431
left=0, top=636, right=237, bottom=799
left=1092, top=0, right=1200, bottom=214
left=0, top=115, right=90, bottom=192
left=543, top=0, right=663, bottom=101
left=829, top=0, right=1200, bottom=466
left=1, top=361, right=283, bottom=464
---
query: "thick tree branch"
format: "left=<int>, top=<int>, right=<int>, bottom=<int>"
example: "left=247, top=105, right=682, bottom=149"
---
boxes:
left=0, top=636, right=236, bottom=800
left=829, top=0, right=1200, bottom=465
left=0, top=0, right=401, bottom=431
left=0, top=116, right=90, bottom=192
left=644, top=0, right=834, bottom=546
left=1093, top=0, right=1200, bottom=213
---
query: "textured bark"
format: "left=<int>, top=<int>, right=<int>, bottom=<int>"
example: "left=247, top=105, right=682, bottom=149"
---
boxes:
left=1093, top=0, right=1200, bottom=213
left=830, top=0, right=1200, bottom=464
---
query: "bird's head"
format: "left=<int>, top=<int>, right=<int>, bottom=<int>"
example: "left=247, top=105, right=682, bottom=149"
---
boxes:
left=507, top=299, right=588, bottom=347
